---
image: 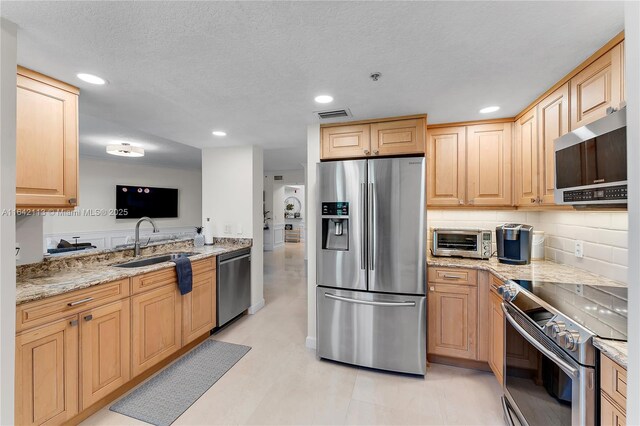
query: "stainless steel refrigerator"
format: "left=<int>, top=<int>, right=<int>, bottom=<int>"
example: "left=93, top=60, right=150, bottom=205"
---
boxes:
left=316, top=157, right=427, bottom=375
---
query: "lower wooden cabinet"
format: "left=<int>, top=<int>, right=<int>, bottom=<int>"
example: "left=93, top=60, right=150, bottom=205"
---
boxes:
left=183, top=270, right=217, bottom=345
left=131, top=284, right=182, bottom=377
left=79, top=299, right=130, bottom=409
left=488, top=290, right=504, bottom=383
left=601, top=394, right=626, bottom=426
left=428, top=282, right=478, bottom=360
left=15, top=316, right=79, bottom=426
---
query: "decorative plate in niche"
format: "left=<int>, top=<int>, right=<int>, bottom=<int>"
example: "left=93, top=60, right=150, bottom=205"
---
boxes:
left=284, top=196, right=301, bottom=216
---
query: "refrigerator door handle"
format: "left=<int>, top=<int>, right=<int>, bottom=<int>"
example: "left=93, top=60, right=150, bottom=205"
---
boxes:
left=324, top=292, right=416, bottom=307
left=360, top=182, right=366, bottom=270
left=368, top=182, right=374, bottom=270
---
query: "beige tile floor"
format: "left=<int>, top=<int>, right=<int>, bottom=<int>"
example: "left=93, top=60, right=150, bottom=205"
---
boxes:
left=83, top=243, right=504, bottom=425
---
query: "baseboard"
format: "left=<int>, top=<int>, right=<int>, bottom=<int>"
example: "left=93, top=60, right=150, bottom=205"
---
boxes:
left=305, top=336, right=316, bottom=350
left=427, top=354, right=492, bottom=373
left=248, top=298, right=265, bottom=314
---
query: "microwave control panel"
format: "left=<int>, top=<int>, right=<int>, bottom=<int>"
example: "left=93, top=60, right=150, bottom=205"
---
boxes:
left=563, top=185, right=627, bottom=202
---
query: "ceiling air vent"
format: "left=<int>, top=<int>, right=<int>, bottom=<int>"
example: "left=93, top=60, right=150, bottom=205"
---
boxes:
left=274, top=175, right=283, bottom=181
left=316, top=108, right=352, bottom=120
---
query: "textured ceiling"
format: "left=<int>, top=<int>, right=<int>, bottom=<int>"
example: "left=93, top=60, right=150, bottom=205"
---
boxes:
left=2, top=1, right=625, bottom=169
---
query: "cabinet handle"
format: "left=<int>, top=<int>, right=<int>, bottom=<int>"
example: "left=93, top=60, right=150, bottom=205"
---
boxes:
left=67, top=297, right=93, bottom=307
left=69, top=319, right=78, bottom=327
left=363, top=149, right=370, bottom=155
left=459, top=199, right=464, bottom=205
left=531, top=198, right=536, bottom=203
left=373, top=150, right=379, bottom=155
left=68, top=198, right=77, bottom=204
left=429, top=286, right=435, bottom=292
left=443, top=274, right=465, bottom=280
left=84, top=314, right=93, bottom=322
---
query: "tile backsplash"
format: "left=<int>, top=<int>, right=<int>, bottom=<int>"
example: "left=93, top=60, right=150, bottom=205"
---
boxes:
left=427, top=210, right=628, bottom=284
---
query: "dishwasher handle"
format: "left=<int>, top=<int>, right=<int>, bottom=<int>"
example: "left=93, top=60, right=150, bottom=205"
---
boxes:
left=219, top=253, right=251, bottom=265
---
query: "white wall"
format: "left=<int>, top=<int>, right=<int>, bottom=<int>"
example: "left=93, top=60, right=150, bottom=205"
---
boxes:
left=16, top=215, right=43, bottom=265
left=43, top=157, right=202, bottom=235
left=624, top=2, right=639, bottom=423
left=202, top=145, right=264, bottom=313
left=0, top=18, right=17, bottom=425
left=305, top=124, right=320, bottom=349
left=427, top=210, right=628, bottom=284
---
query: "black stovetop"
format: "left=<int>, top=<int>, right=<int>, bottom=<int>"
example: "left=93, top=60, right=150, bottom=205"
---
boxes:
left=511, top=279, right=627, bottom=341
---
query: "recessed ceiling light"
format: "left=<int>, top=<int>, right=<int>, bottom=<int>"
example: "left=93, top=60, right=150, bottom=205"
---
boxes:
left=77, top=73, right=106, bottom=85
left=314, top=95, right=334, bottom=104
left=479, top=106, right=500, bottom=114
left=106, top=143, right=144, bottom=157
left=212, top=131, right=227, bottom=137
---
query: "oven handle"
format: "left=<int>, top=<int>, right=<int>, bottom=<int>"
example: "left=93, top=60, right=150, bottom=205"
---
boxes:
left=501, top=397, right=516, bottom=426
left=502, top=303, right=579, bottom=379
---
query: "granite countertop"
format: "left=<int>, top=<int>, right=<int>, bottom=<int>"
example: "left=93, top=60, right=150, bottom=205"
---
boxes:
left=593, top=338, right=628, bottom=368
left=427, top=254, right=625, bottom=287
left=16, top=238, right=252, bottom=305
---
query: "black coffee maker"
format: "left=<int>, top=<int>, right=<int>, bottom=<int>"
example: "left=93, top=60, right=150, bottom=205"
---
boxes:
left=496, top=224, right=533, bottom=265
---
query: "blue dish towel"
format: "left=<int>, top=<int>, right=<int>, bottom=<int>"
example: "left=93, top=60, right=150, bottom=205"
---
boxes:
left=172, top=257, right=193, bottom=295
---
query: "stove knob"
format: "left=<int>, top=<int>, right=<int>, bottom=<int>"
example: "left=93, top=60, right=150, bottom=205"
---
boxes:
left=563, top=330, right=580, bottom=351
left=547, top=321, right=566, bottom=337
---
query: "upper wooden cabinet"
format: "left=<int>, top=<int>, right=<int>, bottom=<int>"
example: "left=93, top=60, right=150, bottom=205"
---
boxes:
left=537, top=84, right=569, bottom=205
left=370, top=118, right=425, bottom=156
left=466, top=123, right=512, bottom=206
left=17, top=67, right=79, bottom=209
left=570, top=42, right=624, bottom=130
left=514, top=108, right=538, bottom=206
left=320, top=116, right=426, bottom=160
left=321, top=124, right=371, bottom=159
left=426, top=126, right=465, bottom=206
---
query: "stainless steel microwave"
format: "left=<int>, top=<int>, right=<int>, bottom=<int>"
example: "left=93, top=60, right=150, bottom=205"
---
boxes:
left=554, top=108, right=627, bottom=206
left=432, top=228, right=492, bottom=259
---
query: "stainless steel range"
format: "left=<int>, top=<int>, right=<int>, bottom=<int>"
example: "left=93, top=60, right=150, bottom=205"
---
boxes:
left=498, top=279, right=627, bottom=426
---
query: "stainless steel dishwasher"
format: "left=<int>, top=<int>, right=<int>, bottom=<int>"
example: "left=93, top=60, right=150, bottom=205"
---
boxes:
left=217, top=247, right=252, bottom=327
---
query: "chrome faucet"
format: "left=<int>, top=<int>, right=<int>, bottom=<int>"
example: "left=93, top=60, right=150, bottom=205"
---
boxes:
left=134, top=216, right=159, bottom=257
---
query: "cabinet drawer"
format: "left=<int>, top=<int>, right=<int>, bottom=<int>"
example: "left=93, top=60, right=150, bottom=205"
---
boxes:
left=131, top=268, right=177, bottom=294
left=490, top=275, right=503, bottom=295
left=16, top=279, right=129, bottom=333
left=428, top=268, right=477, bottom=285
left=191, top=256, right=216, bottom=276
left=601, top=354, right=627, bottom=411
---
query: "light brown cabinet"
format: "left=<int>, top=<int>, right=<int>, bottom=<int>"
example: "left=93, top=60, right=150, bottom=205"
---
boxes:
left=488, top=288, right=504, bottom=384
left=570, top=43, right=624, bottom=130
left=15, top=316, right=79, bottom=426
left=131, top=284, right=182, bottom=377
left=426, top=126, right=466, bottom=206
left=601, top=354, right=627, bottom=425
left=601, top=394, right=626, bottom=426
left=79, top=299, right=131, bottom=409
left=320, top=116, right=426, bottom=160
left=427, top=122, right=512, bottom=207
left=466, top=123, right=512, bottom=206
left=16, top=67, right=79, bottom=209
left=514, top=108, right=538, bottom=206
left=321, top=124, right=371, bottom=159
left=183, top=269, right=217, bottom=346
left=537, top=84, right=569, bottom=205
left=428, top=268, right=478, bottom=360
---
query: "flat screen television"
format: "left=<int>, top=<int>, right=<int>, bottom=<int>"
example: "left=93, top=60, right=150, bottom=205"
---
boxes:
left=116, top=185, right=178, bottom=219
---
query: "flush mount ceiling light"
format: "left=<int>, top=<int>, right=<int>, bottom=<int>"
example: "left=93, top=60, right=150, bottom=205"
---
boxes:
left=77, top=73, right=107, bottom=85
left=479, top=106, right=500, bottom=114
left=212, top=130, right=227, bottom=137
left=314, top=95, right=334, bottom=104
left=106, top=143, right=144, bottom=157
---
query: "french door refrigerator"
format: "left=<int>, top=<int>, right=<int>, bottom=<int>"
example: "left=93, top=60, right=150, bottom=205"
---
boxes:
left=316, top=157, right=426, bottom=375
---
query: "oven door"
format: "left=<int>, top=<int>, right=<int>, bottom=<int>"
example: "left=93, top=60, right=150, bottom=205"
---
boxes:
left=502, top=303, right=595, bottom=426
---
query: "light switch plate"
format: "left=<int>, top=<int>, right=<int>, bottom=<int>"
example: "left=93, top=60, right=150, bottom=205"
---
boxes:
left=574, top=240, right=584, bottom=258
left=224, top=224, right=232, bottom=234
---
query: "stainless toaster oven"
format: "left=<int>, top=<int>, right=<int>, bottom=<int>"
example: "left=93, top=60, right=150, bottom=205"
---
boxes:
left=432, top=228, right=492, bottom=259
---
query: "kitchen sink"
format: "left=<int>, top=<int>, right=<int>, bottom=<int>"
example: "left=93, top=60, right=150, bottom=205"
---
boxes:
left=113, top=252, right=198, bottom=268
